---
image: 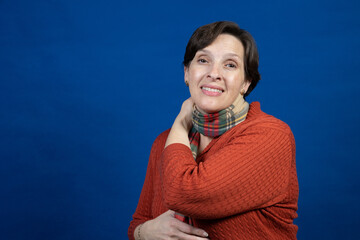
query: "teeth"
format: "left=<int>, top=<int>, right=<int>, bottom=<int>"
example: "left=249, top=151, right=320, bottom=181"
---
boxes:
left=202, top=87, right=222, bottom=93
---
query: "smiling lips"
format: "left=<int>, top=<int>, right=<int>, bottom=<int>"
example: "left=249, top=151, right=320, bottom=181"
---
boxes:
left=201, top=86, right=224, bottom=96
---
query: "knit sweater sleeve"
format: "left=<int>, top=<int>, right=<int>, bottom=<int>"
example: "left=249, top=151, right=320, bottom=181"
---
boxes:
left=128, top=130, right=169, bottom=240
left=160, top=124, right=295, bottom=219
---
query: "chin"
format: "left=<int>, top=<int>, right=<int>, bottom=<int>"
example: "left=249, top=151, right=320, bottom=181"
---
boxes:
left=193, top=97, right=226, bottom=113
left=197, top=104, right=223, bottom=114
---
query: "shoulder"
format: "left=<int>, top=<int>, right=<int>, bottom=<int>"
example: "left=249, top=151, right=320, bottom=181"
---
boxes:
left=146, top=129, right=171, bottom=169
left=229, top=102, right=295, bottom=144
left=246, top=102, right=293, bottom=135
left=149, top=129, right=170, bottom=157
left=152, top=129, right=170, bottom=148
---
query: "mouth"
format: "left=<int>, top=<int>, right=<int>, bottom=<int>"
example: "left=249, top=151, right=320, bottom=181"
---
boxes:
left=200, top=86, right=224, bottom=96
left=201, top=86, right=224, bottom=93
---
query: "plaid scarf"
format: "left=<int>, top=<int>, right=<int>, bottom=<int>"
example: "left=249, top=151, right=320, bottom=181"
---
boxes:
left=174, top=94, right=249, bottom=224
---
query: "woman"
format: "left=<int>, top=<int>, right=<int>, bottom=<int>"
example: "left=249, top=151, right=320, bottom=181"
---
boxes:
left=128, top=21, right=298, bottom=240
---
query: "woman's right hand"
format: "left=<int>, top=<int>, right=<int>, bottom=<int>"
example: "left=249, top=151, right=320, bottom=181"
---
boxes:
left=139, top=210, right=209, bottom=240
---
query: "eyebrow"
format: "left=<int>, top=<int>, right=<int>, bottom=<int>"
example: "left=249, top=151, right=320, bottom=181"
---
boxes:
left=197, top=49, right=242, bottom=60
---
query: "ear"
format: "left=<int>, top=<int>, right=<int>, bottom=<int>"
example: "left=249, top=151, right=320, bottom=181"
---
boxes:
left=184, top=66, right=189, bottom=84
left=242, top=80, right=251, bottom=93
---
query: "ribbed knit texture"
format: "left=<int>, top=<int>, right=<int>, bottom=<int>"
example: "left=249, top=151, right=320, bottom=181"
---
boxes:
left=128, top=102, right=299, bottom=240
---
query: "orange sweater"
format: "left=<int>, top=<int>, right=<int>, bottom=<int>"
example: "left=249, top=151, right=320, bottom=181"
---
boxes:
left=128, top=102, right=299, bottom=239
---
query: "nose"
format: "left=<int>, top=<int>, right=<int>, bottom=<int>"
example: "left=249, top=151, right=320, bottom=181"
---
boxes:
left=207, top=63, right=222, bottom=80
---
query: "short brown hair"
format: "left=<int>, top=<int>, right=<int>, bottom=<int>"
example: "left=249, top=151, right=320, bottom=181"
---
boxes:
left=183, top=21, right=261, bottom=97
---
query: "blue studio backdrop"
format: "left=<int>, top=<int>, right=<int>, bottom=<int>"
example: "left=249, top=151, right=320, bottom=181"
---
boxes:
left=1, top=0, right=359, bottom=239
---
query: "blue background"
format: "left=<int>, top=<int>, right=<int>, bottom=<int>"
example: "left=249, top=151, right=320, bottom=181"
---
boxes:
left=1, top=0, right=359, bottom=239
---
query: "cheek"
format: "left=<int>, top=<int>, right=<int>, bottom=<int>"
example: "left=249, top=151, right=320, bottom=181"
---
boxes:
left=189, top=73, right=198, bottom=83
left=228, top=75, right=243, bottom=90
left=188, top=66, right=205, bottom=83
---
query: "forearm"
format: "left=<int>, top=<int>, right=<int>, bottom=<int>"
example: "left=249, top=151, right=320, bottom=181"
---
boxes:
left=165, top=98, right=194, bottom=149
left=165, top=118, right=191, bottom=149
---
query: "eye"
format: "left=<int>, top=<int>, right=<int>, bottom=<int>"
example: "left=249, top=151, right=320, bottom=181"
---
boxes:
left=198, top=58, right=208, bottom=63
left=225, top=63, right=237, bottom=68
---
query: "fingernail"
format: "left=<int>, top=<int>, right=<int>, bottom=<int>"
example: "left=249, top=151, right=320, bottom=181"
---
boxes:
left=203, top=232, right=208, bottom=237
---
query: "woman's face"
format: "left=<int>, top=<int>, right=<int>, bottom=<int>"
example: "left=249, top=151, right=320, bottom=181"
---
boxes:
left=185, top=34, right=250, bottom=113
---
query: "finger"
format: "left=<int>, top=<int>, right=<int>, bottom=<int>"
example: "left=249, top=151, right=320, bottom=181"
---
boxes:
left=165, top=209, right=175, bottom=216
left=176, top=221, right=209, bottom=238
left=176, top=230, right=210, bottom=240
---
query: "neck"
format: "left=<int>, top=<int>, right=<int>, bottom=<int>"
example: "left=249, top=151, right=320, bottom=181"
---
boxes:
left=236, top=95, right=246, bottom=111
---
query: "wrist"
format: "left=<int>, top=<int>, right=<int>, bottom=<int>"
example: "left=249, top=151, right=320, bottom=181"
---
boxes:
left=165, top=120, right=191, bottom=148
left=175, top=115, right=192, bottom=132
left=135, top=223, right=143, bottom=240
left=135, top=221, right=147, bottom=240
left=137, top=220, right=152, bottom=240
